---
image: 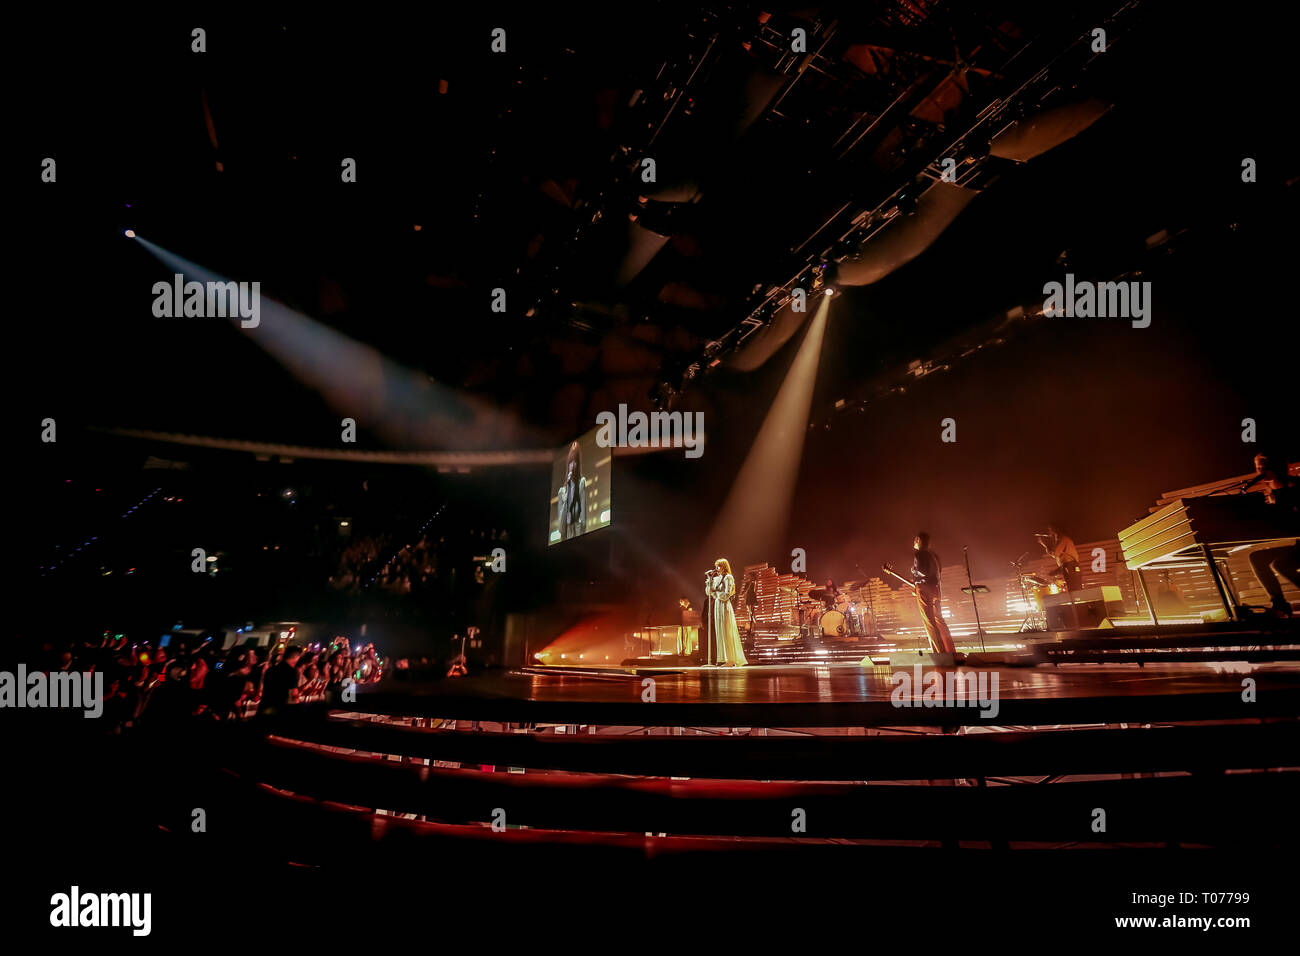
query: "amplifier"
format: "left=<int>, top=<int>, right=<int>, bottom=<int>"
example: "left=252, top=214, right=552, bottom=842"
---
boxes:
left=1042, top=585, right=1124, bottom=630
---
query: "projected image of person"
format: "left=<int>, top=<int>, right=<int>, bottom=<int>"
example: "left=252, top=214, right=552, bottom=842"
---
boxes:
left=556, top=441, right=587, bottom=540
left=706, top=558, right=748, bottom=667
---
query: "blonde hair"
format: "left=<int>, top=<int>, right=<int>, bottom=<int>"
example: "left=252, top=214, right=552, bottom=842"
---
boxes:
left=714, top=558, right=732, bottom=576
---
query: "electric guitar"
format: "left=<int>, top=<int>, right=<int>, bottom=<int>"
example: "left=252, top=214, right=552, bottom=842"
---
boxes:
left=881, top=562, right=917, bottom=592
left=1038, top=535, right=1079, bottom=578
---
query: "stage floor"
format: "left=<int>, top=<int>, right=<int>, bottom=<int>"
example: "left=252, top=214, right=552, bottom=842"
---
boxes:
left=459, top=660, right=1300, bottom=704
left=362, top=657, right=1300, bottom=728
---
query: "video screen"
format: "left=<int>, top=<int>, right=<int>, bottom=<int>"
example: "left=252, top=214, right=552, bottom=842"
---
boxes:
left=548, top=428, right=611, bottom=545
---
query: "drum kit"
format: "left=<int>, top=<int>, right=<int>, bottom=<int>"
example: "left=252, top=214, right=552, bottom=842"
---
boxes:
left=1013, top=554, right=1058, bottom=632
left=784, top=585, right=871, bottom=639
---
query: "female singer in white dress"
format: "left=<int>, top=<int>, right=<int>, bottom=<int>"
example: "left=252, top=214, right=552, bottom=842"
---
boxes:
left=706, top=558, right=748, bottom=667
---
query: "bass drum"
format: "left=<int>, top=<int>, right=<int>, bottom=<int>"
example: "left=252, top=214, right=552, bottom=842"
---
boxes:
left=818, top=609, right=848, bottom=638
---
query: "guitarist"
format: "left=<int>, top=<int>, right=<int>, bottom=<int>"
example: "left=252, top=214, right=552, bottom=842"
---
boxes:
left=1040, top=525, right=1082, bottom=592
left=910, top=532, right=957, bottom=657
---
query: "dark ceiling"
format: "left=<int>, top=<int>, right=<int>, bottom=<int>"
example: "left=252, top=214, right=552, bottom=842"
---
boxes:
left=19, top=2, right=1294, bottom=454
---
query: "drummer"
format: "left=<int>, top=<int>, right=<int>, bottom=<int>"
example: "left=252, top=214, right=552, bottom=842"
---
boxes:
left=823, top=579, right=845, bottom=609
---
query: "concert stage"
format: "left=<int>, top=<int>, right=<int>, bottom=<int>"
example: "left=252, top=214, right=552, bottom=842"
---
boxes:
left=370, top=660, right=1300, bottom=729
left=370, top=617, right=1300, bottom=727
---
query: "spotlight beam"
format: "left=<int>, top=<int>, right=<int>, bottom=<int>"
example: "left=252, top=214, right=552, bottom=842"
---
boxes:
left=131, top=237, right=542, bottom=451
left=703, top=296, right=831, bottom=568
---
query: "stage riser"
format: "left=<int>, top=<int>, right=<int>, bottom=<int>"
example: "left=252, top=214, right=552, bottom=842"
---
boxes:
left=747, top=640, right=881, bottom=664
left=748, top=635, right=888, bottom=664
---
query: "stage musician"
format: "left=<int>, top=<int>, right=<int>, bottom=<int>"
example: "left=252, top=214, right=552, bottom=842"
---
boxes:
left=705, top=558, right=748, bottom=667
left=912, top=533, right=957, bottom=656
left=1040, top=525, right=1082, bottom=592
left=1242, top=453, right=1299, bottom=618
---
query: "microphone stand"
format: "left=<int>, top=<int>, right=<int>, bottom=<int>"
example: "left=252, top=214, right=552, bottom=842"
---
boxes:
left=702, top=570, right=716, bottom=665
left=854, top=561, right=879, bottom=637
left=963, top=547, right=987, bottom=653
left=1012, top=552, right=1035, bottom=633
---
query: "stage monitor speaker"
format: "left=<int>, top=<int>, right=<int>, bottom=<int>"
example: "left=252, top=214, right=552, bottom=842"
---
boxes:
left=1045, top=599, right=1108, bottom=630
left=1042, top=586, right=1124, bottom=630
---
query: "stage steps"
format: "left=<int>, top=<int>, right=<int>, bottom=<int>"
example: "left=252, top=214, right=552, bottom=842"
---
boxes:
left=745, top=632, right=886, bottom=664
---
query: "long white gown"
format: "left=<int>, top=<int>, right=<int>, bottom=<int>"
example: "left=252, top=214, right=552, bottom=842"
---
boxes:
left=706, top=572, right=748, bottom=666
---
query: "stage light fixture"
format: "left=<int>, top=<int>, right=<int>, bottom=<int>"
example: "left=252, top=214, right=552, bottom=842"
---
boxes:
left=124, top=229, right=136, bottom=238
left=830, top=239, right=857, bottom=260
left=813, top=259, right=839, bottom=297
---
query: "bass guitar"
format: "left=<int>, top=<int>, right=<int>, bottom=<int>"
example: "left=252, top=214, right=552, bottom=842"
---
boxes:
left=881, top=562, right=917, bottom=592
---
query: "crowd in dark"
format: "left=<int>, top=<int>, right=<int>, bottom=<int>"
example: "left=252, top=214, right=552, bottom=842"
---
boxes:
left=328, top=528, right=510, bottom=596
left=22, top=633, right=385, bottom=732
